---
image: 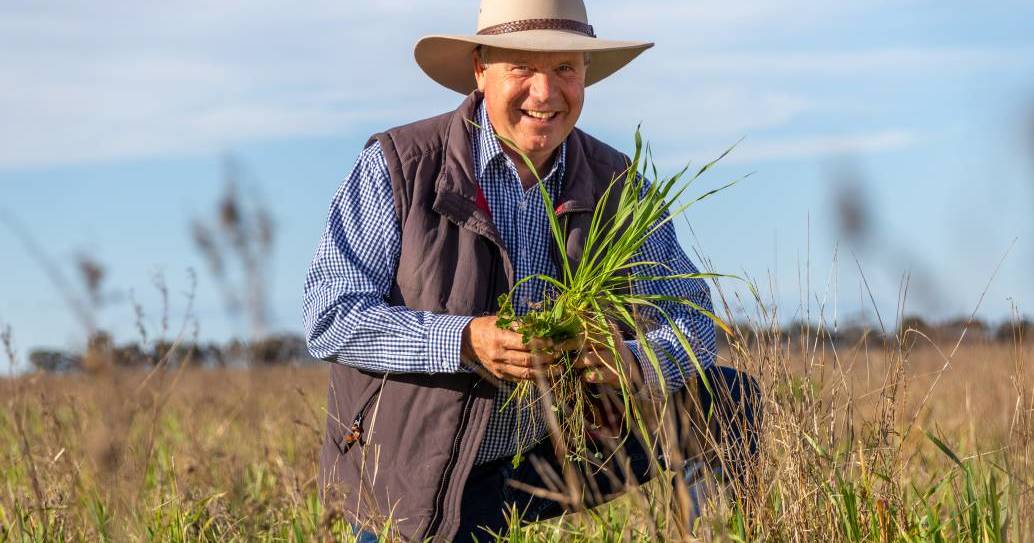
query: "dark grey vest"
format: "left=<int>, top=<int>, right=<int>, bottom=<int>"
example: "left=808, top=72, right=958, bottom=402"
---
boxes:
left=318, top=91, right=631, bottom=541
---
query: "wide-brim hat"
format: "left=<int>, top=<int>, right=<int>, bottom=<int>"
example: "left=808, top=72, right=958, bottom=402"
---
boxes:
left=415, top=0, right=653, bottom=94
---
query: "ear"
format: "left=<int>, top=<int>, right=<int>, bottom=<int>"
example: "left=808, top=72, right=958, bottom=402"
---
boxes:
left=472, top=49, right=487, bottom=92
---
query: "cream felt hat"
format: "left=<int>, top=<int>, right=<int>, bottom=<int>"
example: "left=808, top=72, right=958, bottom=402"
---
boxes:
left=415, top=0, right=653, bottom=94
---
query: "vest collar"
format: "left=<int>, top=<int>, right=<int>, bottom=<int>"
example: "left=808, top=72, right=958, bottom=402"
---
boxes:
left=555, top=124, right=602, bottom=217
left=432, top=91, right=503, bottom=249
left=431, top=91, right=602, bottom=284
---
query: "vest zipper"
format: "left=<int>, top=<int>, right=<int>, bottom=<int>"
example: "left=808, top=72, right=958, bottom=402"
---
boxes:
left=489, top=248, right=502, bottom=309
left=340, top=383, right=384, bottom=452
left=425, top=379, right=479, bottom=539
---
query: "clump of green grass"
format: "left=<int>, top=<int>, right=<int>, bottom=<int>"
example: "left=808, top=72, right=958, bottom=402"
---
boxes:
left=492, top=128, right=736, bottom=467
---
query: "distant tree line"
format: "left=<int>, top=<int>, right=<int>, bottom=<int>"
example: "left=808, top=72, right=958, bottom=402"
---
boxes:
left=715, top=315, right=1032, bottom=351
left=28, top=331, right=318, bottom=373
left=27, top=315, right=1030, bottom=373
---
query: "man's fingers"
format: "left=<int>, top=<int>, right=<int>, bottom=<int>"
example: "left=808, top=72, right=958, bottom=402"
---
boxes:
left=495, top=330, right=559, bottom=353
left=570, top=351, right=595, bottom=369
left=493, top=362, right=548, bottom=382
left=526, top=336, right=561, bottom=351
left=579, top=364, right=622, bottom=386
left=495, top=330, right=529, bottom=351
left=486, top=349, right=566, bottom=382
left=571, top=345, right=618, bottom=369
left=505, top=336, right=564, bottom=355
left=552, top=335, right=584, bottom=352
left=500, top=350, right=556, bottom=368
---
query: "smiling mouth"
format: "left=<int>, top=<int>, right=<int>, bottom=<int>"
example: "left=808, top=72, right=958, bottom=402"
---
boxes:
left=521, top=109, right=558, bottom=120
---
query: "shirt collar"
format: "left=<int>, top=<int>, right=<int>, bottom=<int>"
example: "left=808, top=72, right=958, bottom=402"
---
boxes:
left=474, top=99, right=567, bottom=184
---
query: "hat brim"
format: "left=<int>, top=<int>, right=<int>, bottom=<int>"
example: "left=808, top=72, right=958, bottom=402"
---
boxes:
left=415, top=30, right=653, bottom=94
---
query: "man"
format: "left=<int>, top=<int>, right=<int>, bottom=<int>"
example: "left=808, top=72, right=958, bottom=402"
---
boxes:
left=303, top=1, right=761, bottom=541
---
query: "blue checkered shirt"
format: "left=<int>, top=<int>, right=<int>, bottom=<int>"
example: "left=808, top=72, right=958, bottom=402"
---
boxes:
left=303, top=101, right=716, bottom=465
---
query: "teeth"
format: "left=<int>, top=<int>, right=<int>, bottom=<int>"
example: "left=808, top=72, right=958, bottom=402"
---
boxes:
left=524, top=110, right=556, bottom=120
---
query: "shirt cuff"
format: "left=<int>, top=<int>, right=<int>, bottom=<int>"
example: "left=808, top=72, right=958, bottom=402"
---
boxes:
left=625, top=339, right=667, bottom=398
left=427, top=314, right=476, bottom=373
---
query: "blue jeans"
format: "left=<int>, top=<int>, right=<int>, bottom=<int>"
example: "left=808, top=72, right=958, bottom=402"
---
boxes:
left=357, top=366, right=762, bottom=542
left=350, top=527, right=380, bottom=543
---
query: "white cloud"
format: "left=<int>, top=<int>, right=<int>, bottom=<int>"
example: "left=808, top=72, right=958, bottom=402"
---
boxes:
left=667, top=48, right=1033, bottom=77
left=0, top=1, right=1020, bottom=170
left=0, top=1, right=464, bottom=169
left=593, top=0, right=879, bottom=38
left=583, top=83, right=813, bottom=140
left=620, top=129, right=920, bottom=173
left=729, top=129, right=920, bottom=163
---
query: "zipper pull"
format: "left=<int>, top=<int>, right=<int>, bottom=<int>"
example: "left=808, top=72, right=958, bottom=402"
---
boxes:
left=343, top=413, right=364, bottom=447
left=343, top=382, right=384, bottom=451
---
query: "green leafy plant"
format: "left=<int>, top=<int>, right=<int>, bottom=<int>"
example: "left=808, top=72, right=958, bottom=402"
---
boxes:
left=489, top=126, right=740, bottom=467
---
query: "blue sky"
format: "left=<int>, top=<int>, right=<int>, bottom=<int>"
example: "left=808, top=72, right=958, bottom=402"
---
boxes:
left=2, top=1, right=1033, bottom=367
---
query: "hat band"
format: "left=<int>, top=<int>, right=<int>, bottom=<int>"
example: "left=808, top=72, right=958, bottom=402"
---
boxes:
left=477, top=18, right=596, bottom=38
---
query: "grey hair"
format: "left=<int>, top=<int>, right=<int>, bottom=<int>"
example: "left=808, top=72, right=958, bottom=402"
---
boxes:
left=475, top=45, right=591, bottom=69
left=475, top=45, right=490, bottom=68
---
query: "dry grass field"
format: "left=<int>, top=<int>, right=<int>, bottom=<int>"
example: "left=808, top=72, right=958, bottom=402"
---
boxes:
left=1, top=329, right=1032, bottom=541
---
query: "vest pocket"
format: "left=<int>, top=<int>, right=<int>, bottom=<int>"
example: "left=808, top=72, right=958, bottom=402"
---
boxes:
left=335, top=382, right=385, bottom=454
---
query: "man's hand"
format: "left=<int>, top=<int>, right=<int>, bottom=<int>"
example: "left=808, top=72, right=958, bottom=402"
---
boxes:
left=571, top=321, right=642, bottom=388
left=461, top=316, right=578, bottom=382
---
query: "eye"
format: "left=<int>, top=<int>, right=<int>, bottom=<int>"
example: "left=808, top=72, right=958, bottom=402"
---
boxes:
left=558, top=64, right=574, bottom=72
left=512, top=64, right=532, bottom=74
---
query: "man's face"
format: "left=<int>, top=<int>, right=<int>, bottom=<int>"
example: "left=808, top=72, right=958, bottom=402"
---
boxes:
left=473, top=47, right=586, bottom=166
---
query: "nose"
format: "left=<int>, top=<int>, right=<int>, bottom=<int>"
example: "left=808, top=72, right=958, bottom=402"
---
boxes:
left=528, top=71, right=557, bottom=104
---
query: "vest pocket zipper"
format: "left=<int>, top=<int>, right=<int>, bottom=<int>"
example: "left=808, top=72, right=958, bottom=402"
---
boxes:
left=339, top=383, right=383, bottom=453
